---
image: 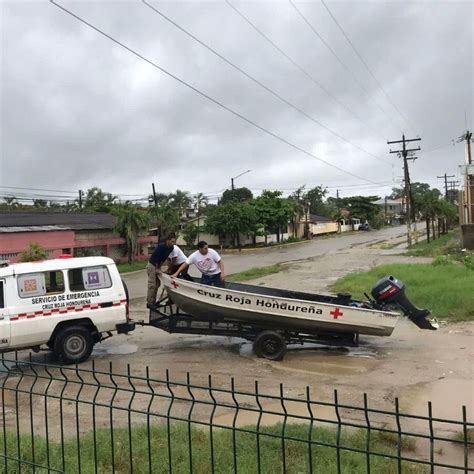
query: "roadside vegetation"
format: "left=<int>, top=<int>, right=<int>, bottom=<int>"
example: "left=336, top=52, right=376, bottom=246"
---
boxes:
left=116, top=261, right=147, bottom=273
left=452, top=428, right=474, bottom=449
left=332, top=263, right=474, bottom=322
left=227, top=264, right=287, bottom=282
left=1, top=423, right=424, bottom=473
left=405, top=229, right=460, bottom=257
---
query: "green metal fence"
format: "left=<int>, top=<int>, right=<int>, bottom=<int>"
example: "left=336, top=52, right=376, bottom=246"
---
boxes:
left=0, top=354, right=472, bottom=473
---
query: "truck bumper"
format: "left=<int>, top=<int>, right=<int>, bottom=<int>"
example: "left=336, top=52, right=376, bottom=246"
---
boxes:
left=116, top=322, right=136, bottom=334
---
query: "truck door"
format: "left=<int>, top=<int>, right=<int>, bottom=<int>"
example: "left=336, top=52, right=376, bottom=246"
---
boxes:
left=0, top=279, right=10, bottom=349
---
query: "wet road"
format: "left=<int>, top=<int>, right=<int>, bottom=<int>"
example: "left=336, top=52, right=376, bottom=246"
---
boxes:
left=123, top=225, right=411, bottom=299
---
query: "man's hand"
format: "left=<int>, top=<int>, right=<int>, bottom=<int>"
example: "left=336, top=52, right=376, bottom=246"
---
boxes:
left=220, top=273, right=225, bottom=281
left=155, top=267, right=162, bottom=273
left=171, top=273, right=178, bottom=278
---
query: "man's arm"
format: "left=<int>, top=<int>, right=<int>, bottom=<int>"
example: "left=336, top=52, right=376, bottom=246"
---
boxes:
left=171, top=262, right=189, bottom=278
left=166, top=256, right=178, bottom=274
left=218, top=259, right=225, bottom=281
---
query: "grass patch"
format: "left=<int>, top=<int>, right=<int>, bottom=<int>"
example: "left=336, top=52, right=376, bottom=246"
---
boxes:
left=405, top=230, right=459, bottom=257
left=370, top=240, right=403, bottom=250
left=227, top=264, right=287, bottom=282
left=116, top=261, right=147, bottom=273
left=0, top=423, right=426, bottom=473
left=452, top=428, right=474, bottom=448
left=331, top=263, right=474, bottom=322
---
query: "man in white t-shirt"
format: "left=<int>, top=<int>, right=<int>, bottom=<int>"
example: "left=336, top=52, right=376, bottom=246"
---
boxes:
left=166, top=245, right=192, bottom=281
left=171, top=241, right=225, bottom=287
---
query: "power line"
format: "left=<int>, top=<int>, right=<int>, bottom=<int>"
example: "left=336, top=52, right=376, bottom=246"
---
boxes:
left=143, top=0, right=390, bottom=166
left=49, top=0, right=379, bottom=185
left=0, top=184, right=150, bottom=198
left=422, top=140, right=456, bottom=154
left=0, top=185, right=75, bottom=194
left=319, top=0, right=415, bottom=133
left=224, top=0, right=387, bottom=142
left=288, top=0, right=401, bottom=132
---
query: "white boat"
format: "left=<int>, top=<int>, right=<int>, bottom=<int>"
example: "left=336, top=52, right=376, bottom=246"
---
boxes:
left=149, top=274, right=435, bottom=360
left=158, top=274, right=400, bottom=336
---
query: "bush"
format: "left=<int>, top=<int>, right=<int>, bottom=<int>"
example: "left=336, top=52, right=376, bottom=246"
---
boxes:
left=286, top=236, right=302, bottom=243
left=463, top=253, right=474, bottom=271
left=432, top=255, right=454, bottom=266
left=19, top=243, right=48, bottom=262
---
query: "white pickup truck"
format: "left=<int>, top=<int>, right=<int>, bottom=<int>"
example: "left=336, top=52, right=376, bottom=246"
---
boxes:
left=0, top=256, right=135, bottom=364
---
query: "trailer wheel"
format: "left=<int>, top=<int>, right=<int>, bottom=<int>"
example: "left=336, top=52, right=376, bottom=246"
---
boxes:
left=53, top=326, right=94, bottom=365
left=253, top=331, right=286, bottom=361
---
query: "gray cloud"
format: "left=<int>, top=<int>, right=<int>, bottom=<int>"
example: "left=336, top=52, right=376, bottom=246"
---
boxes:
left=0, top=0, right=472, bottom=203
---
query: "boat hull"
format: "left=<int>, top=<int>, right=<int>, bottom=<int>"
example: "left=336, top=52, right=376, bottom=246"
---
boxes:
left=159, top=275, right=399, bottom=337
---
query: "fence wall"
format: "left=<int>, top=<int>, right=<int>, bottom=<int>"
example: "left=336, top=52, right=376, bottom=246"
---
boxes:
left=0, top=355, right=472, bottom=473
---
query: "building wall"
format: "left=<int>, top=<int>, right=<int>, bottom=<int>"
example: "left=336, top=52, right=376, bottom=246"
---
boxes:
left=309, top=222, right=338, bottom=235
left=461, top=224, right=474, bottom=250
left=0, top=230, right=156, bottom=263
left=0, top=230, right=75, bottom=262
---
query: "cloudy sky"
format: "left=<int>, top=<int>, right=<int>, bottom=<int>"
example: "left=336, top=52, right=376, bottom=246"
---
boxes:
left=0, top=0, right=472, bottom=205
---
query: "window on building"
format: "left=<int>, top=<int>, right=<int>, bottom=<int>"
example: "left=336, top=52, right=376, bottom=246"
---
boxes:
left=0, top=281, right=4, bottom=309
left=68, top=266, right=112, bottom=292
left=17, top=271, right=65, bottom=299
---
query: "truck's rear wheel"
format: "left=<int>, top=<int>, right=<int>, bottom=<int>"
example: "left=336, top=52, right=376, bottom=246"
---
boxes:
left=53, top=326, right=94, bottom=364
left=253, top=330, right=286, bottom=361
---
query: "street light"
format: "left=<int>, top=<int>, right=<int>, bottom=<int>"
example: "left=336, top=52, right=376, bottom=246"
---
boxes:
left=231, top=169, right=251, bottom=190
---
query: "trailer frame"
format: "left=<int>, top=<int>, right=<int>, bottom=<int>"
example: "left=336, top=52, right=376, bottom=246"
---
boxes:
left=145, top=293, right=359, bottom=360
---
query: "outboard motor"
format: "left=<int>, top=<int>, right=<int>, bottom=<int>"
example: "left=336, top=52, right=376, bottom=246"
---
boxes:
left=371, top=276, right=437, bottom=330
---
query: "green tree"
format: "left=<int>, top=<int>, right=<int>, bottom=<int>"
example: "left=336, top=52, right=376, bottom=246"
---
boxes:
left=4, top=197, right=19, bottom=208
left=33, top=199, right=48, bottom=208
left=220, top=187, right=253, bottom=204
left=287, top=186, right=306, bottom=237
left=193, top=192, right=208, bottom=242
left=253, top=191, right=294, bottom=244
left=169, top=190, right=192, bottom=216
left=19, top=243, right=48, bottom=262
left=205, top=202, right=258, bottom=247
left=149, top=204, right=180, bottom=239
left=339, top=195, right=382, bottom=226
left=305, top=186, right=328, bottom=216
left=82, top=187, right=117, bottom=213
left=182, top=221, right=199, bottom=247
left=113, top=204, right=150, bottom=264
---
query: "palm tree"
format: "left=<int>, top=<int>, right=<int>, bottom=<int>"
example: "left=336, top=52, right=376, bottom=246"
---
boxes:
left=169, top=190, right=192, bottom=218
left=193, top=192, right=208, bottom=242
left=149, top=204, right=180, bottom=239
left=113, top=204, right=150, bottom=264
left=5, top=197, right=19, bottom=208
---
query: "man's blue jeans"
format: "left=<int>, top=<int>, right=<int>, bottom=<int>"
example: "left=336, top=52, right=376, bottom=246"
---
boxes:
left=200, top=273, right=224, bottom=288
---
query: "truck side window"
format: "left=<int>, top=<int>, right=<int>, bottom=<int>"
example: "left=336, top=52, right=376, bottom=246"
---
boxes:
left=18, top=271, right=65, bottom=298
left=0, top=281, right=4, bottom=309
left=68, top=266, right=112, bottom=292
left=45, top=271, right=65, bottom=294
left=18, top=273, right=46, bottom=298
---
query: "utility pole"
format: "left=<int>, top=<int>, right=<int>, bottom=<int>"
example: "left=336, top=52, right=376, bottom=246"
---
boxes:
left=151, top=183, right=158, bottom=207
left=151, top=183, right=159, bottom=242
left=447, top=180, right=460, bottom=203
left=458, top=130, right=473, bottom=224
left=387, top=134, right=421, bottom=247
left=78, top=190, right=84, bottom=209
left=437, top=173, right=455, bottom=200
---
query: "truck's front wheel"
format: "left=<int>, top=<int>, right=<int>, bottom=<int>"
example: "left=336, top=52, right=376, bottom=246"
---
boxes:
left=54, top=326, right=94, bottom=364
